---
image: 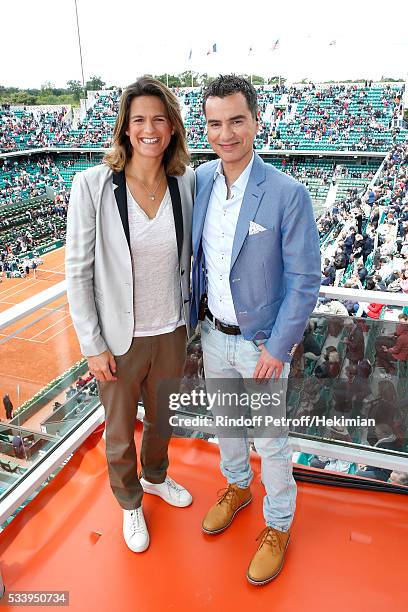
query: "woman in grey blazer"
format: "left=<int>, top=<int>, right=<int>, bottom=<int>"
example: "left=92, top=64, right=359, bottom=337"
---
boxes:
left=65, top=77, right=194, bottom=553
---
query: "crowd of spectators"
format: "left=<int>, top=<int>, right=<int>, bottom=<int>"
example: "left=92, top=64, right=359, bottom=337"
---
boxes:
left=273, top=82, right=405, bottom=151
left=0, top=197, right=67, bottom=277
left=1, top=83, right=406, bottom=153
left=0, top=107, right=68, bottom=152
left=0, top=155, right=66, bottom=205
left=318, top=143, right=408, bottom=296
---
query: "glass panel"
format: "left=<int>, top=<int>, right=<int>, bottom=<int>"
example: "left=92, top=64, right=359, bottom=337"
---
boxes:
left=172, top=306, right=408, bottom=486
left=0, top=297, right=98, bottom=503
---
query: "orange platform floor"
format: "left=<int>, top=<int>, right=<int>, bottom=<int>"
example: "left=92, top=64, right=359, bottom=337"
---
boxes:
left=1, top=426, right=407, bottom=612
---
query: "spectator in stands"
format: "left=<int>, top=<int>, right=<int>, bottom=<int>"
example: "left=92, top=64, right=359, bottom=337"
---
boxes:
left=354, top=207, right=364, bottom=234
left=376, top=314, right=408, bottom=373
left=367, top=188, right=376, bottom=206
left=334, top=247, right=347, bottom=283
left=323, top=258, right=335, bottom=283
left=314, top=346, right=341, bottom=380
left=65, top=385, right=76, bottom=399
left=12, top=434, right=24, bottom=458
left=301, top=321, right=322, bottom=362
left=66, top=77, right=194, bottom=556
left=399, top=269, right=408, bottom=293
left=361, top=232, right=374, bottom=264
left=350, top=233, right=364, bottom=261
left=343, top=227, right=356, bottom=263
left=366, top=301, right=385, bottom=318
left=351, top=359, right=373, bottom=408
left=389, top=471, right=408, bottom=486
left=370, top=205, right=380, bottom=229
left=356, top=262, right=368, bottom=283
left=75, top=376, right=86, bottom=389
left=344, top=318, right=365, bottom=365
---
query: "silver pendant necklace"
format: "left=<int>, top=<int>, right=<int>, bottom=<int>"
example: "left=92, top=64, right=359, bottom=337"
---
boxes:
left=128, top=172, right=164, bottom=201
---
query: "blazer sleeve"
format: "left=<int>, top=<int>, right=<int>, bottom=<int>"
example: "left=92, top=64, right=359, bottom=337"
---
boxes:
left=65, top=172, right=108, bottom=357
left=264, top=184, right=321, bottom=362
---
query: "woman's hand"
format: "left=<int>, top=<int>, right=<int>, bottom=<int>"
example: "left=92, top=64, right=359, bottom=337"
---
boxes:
left=88, top=351, right=117, bottom=382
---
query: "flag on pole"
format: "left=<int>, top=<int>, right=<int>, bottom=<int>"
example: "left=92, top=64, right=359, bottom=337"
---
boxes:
left=207, top=43, right=217, bottom=55
left=188, top=48, right=192, bottom=61
left=271, top=39, right=280, bottom=52
left=248, top=46, right=254, bottom=55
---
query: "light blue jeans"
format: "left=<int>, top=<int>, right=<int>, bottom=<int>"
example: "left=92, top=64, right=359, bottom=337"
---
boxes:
left=200, top=316, right=296, bottom=531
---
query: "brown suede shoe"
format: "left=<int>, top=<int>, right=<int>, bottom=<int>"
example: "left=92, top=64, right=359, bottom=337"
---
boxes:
left=202, top=483, right=252, bottom=534
left=247, top=527, right=290, bottom=585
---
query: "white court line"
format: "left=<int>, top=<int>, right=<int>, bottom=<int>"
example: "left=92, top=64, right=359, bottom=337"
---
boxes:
left=0, top=372, right=44, bottom=383
left=29, top=313, right=70, bottom=340
left=0, top=273, right=36, bottom=294
left=0, top=332, right=43, bottom=342
left=41, top=305, right=69, bottom=312
left=0, top=279, right=32, bottom=299
left=0, top=279, right=43, bottom=300
left=51, top=263, right=66, bottom=272
left=40, top=321, right=73, bottom=343
left=0, top=335, right=43, bottom=343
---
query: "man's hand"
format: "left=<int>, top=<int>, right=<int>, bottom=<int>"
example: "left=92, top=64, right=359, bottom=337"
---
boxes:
left=253, top=344, right=284, bottom=381
left=87, top=350, right=117, bottom=382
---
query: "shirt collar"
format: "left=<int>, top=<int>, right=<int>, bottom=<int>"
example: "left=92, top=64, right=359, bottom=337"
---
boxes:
left=213, top=153, right=255, bottom=193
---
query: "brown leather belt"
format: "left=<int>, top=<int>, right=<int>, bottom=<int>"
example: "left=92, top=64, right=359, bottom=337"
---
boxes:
left=205, top=309, right=241, bottom=335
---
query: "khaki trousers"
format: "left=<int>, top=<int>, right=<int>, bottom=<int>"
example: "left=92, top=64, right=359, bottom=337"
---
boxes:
left=98, top=325, right=186, bottom=510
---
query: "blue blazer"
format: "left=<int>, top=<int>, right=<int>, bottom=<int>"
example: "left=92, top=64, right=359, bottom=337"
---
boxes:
left=191, top=153, right=321, bottom=362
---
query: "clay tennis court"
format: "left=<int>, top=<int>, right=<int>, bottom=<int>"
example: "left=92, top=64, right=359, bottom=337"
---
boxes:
left=0, top=247, right=82, bottom=415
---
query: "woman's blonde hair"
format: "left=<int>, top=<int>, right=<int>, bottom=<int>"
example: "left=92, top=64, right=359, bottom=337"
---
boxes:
left=103, top=76, right=190, bottom=175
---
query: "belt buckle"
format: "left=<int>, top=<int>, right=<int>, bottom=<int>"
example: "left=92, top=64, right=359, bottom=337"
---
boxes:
left=215, top=319, right=222, bottom=332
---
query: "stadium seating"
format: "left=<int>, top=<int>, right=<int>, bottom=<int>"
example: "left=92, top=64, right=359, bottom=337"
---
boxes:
left=1, top=83, right=406, bottom=153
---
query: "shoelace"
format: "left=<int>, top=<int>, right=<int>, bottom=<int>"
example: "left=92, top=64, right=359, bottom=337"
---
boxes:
left=166, top=476, right=184, bottom=496
left=129, top=509, right=145, bottom=535
left=216, top=485, right=238, bottom=507
left=256, top=527, right=285, bottom=553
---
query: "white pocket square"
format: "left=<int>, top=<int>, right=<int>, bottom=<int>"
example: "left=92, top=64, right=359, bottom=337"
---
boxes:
left=249, top=221, right=268, bottom=236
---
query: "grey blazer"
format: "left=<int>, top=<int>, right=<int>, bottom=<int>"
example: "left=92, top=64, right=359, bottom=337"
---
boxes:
left=65, top=163, right=194, bottom=357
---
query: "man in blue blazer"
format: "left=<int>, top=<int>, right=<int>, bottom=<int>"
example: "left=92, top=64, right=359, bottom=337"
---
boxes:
left=191, top=75, right=321, bottom=585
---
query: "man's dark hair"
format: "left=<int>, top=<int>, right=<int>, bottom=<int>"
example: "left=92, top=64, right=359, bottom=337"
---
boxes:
left=202, top=74, right=258, bottom=120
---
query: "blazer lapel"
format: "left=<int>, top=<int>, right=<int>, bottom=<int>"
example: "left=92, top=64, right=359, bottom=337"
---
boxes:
left=193, top=165, right=214, bottom=256
left=230, top=154, right=266, bottom=270
left=112, top=170, right=130, bottom=248
left=168, top=176, right=183, bottom=262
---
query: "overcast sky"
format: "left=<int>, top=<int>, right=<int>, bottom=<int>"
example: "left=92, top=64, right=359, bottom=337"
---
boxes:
left=2, top=0, right=407, bottom=88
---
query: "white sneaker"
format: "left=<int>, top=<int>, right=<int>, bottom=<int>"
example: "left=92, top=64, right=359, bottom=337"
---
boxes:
left=140, top=475, right=193, bottom=507
left=123, top=507, right=150, bottom=552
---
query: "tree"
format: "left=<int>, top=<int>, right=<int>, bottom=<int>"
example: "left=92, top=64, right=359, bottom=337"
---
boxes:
left=85, top=75, right=106, bottom=91
left=9, top=91, right=37, bottom=105
left=41, top=81, right=56, bottom=92
left=67, top=80, right=83, bottom=101
left=266, top=75, right=286, bottom=85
